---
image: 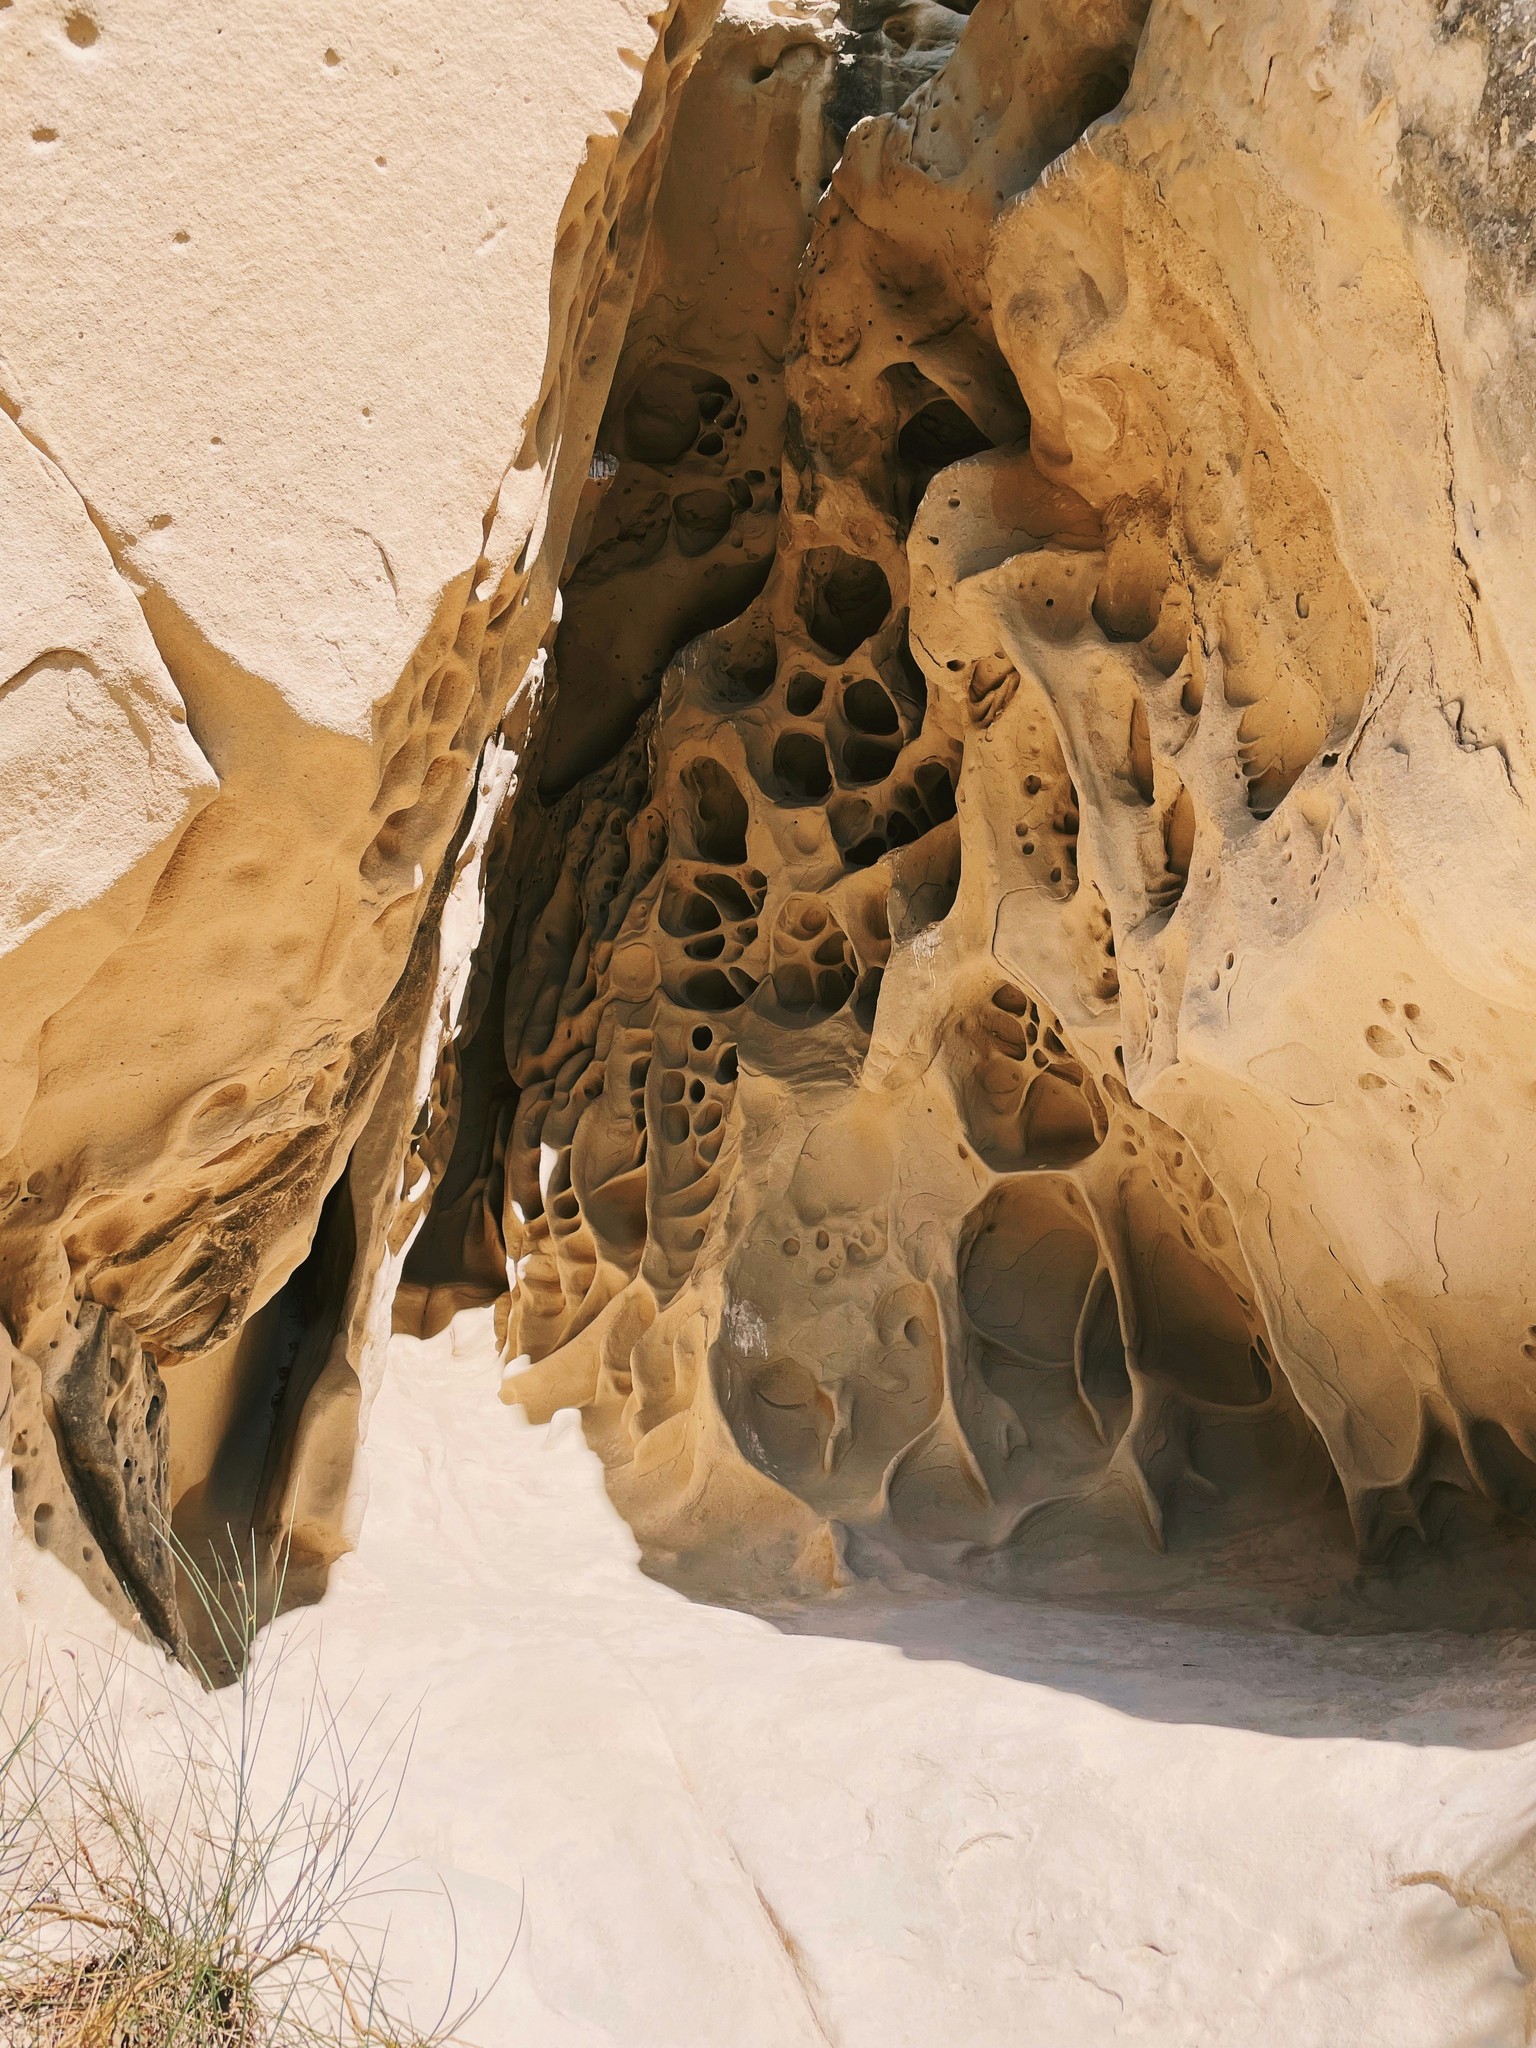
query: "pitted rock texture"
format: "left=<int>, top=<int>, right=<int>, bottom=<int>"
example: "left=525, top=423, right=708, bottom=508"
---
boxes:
left=414, top=0, right=1536, bottom=1618
left=0, top=0, right=725, bottom=1639
left=6, top=0, right=1536, bottom=1643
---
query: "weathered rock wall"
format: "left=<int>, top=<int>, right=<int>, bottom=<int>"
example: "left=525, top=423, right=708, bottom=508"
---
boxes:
left=429, top=0, right=1536, bottom=1620
left=0, top=0, right=725, bottom=1641
left=6, top=0, right=1536, bottom=1643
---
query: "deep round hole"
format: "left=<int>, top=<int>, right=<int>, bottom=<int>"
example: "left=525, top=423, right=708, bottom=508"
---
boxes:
left=913, top=759, right=957, bottom=822
left=771, top=732, right=833, bottom=805
left=681, top=757, right=749, bottom=862
left=660, top=884, right=721, bottom=937
left=800, top=549, right=891, bottom=659
left=697, top=871, right=758, bottom=920
left=897, top=397, right=993, bottom=469
left=681, top=969, right=753, bottom=1011
left=840, top=736, right=902, bottom=785
left=842, top=675, right=900, bottom=735
left=785, top=671, right=825, bottom=717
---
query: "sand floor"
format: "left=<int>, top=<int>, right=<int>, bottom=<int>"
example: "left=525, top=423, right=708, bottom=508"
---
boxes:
left=16, top=1308, right=1536, bottom=2046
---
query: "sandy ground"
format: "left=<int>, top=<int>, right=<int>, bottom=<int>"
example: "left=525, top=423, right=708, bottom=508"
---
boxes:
left=16, top=1309, right=1536, bottom=2046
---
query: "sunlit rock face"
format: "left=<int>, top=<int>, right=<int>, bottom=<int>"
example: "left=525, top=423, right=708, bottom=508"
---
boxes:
left=0, top=0, right=723, bottom=1643
left=7, top=0, right=1536, bottom=1645
left=415, top=0, right=1536, bottom=1621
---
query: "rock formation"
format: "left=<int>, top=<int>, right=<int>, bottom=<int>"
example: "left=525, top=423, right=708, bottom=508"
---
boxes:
left=0, top=0, right=722, bottom=1640
left=5, top=0, right=1536, bottom=1642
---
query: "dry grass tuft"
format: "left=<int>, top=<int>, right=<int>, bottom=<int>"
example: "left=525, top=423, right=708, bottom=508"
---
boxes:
left=0, top=1539, right=511, bottom=2046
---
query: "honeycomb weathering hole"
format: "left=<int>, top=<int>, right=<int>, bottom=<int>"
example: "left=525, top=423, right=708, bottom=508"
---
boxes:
left=960, top=1180, right=1100, bottom=1366
left=373, top=0, right=1536, bottom=1658
left=785, top=671, right=825, bottom=716
left=680, top=757, right=749, bottom=862
left=770, top=730, right=833, bottom=805
left=799, top=548, right=892, bottom=658
left=621, top=363, right=737, bottom=466
left=896, top=397, right=994, bottom=472
left=842, top=675, right=900, bottom=735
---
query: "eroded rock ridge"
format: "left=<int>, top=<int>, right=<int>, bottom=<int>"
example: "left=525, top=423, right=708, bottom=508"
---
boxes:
left=414, top=0, right=1536, bottom=1615
left=6, top=0, right=1536, bottom=1639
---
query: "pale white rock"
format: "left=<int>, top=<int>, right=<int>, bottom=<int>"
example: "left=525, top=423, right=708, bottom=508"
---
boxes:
left=3, top=0, right=681, bottom=731
left=0, top=412, right=215, bottom=1148
left=0, top=0, right=721, bottom=1622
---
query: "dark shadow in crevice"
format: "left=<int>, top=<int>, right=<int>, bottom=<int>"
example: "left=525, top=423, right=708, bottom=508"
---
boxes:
left=170, top=1170, right=357, bottom=1672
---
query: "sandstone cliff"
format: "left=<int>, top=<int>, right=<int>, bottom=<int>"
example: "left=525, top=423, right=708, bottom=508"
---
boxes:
left=4, top=0, right=1535, bottom=1643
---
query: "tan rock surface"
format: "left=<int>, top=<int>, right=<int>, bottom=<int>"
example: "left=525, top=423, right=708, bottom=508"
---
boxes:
left=3, top=0, right=1536, bottom=1659
left=419, top=0, right=1536, bottom=1624
left=1, top=0, right=721, bottom=1633
left=6, top=3, right=1536, bottom=2039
